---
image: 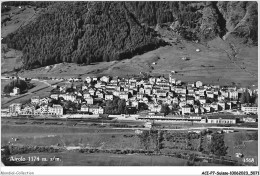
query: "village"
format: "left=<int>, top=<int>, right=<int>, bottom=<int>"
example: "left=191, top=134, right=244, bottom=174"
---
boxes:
left=2, top=73, right=258, bottom=125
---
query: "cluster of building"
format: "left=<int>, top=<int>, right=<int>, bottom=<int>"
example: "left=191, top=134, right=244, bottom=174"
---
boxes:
left=4, top=74, right=258, bottom=123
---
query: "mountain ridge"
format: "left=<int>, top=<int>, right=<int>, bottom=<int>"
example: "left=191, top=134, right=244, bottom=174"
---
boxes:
left=2, top=1, right=257, bottom=69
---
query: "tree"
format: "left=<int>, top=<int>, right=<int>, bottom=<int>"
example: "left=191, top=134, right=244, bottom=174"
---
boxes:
left=160, top=104, right=170, bottom=115
left=209, top=133, right=228, bottom=156
left=138, top=130, right=151, bottom=150
left=138, top=102, right=148, bottom=111
left=118, top=99, right=126, bottom=114
left=3, top=79, right=31, bottom=94
left=240, top=89, right=251, bottom=104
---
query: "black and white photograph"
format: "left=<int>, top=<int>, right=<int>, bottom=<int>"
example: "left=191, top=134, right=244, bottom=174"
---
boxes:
left=1, top=1, right=259, bottom=175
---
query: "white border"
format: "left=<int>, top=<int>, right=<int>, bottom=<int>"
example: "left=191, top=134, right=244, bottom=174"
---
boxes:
left=1, top=0, right=260, bottom=175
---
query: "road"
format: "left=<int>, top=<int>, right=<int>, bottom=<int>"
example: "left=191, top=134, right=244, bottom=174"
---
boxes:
left=106, top=126, right=258, bottom=131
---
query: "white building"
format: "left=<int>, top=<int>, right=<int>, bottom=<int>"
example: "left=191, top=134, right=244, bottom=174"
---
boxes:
left=80, top=105, right=89, bottom=112
left=10, top=87, right=20, bottom=96
left=50, top=104, right=63, bottom=115
left=85, top=97, right=94, bottom=105
left=229, top=90, right=238, bottom=100
left=241, top=104, right=258, bottom=114
left=31, top=96, right=40, bottom=104
left=195, top=81, right=203, bottom=87
left=182, top=105, right=191, bottom=114
left=9, top=103, right=22, bottom=114
left=85, top=77, right=92, bottom=83
left=105, top=94, right=113, bottom=100
left=100, top=76, right=110, bottom=83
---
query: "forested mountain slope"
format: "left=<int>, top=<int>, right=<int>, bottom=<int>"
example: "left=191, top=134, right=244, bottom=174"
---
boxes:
left=2, top=1, right=257, bottom=69
left=3, top=2, right=165, bottom=69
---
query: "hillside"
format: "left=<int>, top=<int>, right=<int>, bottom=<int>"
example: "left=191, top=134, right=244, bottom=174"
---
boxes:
left=17, top=36, right=257, bottom=88
left=2, top=2, right=165, bottom=69
left=2, top=1, right=257, bottom=70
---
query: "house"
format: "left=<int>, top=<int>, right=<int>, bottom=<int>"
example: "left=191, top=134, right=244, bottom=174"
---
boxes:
left=113, top=91, right=120, bottom=97
left=89, top=106, right=104, bottom=114
left=85, top=76, right=92, bottom=83
left=149, top=77, right=157, bottom=84
left=196, top=81, right=203, bottom=87
left=9, top=103, right=22, bottom=114
left=40, top=105, right=48, bottom=114
left=210, top=102, right=218, bottom=111
left=82, top=85, right=88, bottom=91
left=241, top=104, right=258, bottom=114
left=75, top=97, right=82, bottom=104
left=85, top=97, right=94, bottom=105
left=50, top=104, right=63, bottom=116
left=21, top=105, right=35, bottom=115
left=100, top=76, right=110, bottom=83
left=137, top=92, right=144, bottom=99
left=179, top=101, right=186, bottom=107
left=31, top=96, right=40, bottom=104
left=226, top=101, right=232, bottom=110
left=199, top=96, right=206, bottom=104
left=174, top=86, right=186, bottom=94
left=229, top=90, right=238, bottom=100
left=149, top=104, right=162, bottom=112
left=186, top=97, right=195, bottom=105
left=220, top=89, right=229, bottom=98
left=139, top=87, right=145, bottom=94
left=119, top=92, right=129, bottom=100
left=105, top=94, right=113, bottom=100
left=218, top=100, right=226, bottom=111
left=80, top=105, right=89, bottom=112
left=143, top=84, right=153, bottom=89
left=129, top=78, right=137, bottom=84
left=131, top=100, right=139, bottom=108
left=143, top=97, right=149, bottom=104
left=83, top=92, right=91, bottom=99
left=207, top=116, right=236, bottom=124
left=146, top=112, right=165, bottom=118
left=110, top=77, right=119, bottom=84
left=218, top=95, right=225, bottom=101
left=92, top=77, right=98, bottom=81
left=50, top=94, right=59, bottom=100
left=206, top=92, right=214, bottom=99
left=88, top=88, right=95, bottom=96
left=59, top=93, right=76, bottom=102
left=176, top=80, right=182, bottom=85
left=10, top=87, right=20, bottom=96
left=156, top=90, right=167, bottom=97
left=182, top=105, right=191, bottom=114
left=242, top=116, right=257, bottom=123
left=40, top=97, right=49, bottom=105
left=198, top=88, right=205, bottom=96
left=96, top=91, right=104, bottom=99
left=194, top=105, right=201, bottom=114
left=203, top=104, right=212, bottom=113
left=187, top=82, right=195, bottom=87
left=189, top=115, right=202, bottom=121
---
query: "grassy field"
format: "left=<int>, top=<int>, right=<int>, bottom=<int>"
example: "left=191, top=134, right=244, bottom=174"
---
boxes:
left=14, top=37, right=257, bottom=87
left=10, top=152, right=189, bottom=166
left=1, top=124, right=141, bottom=149
left=224, top=132, right=258, bottom=165
left=1, top=6, right=40, bottom=38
